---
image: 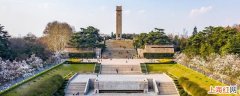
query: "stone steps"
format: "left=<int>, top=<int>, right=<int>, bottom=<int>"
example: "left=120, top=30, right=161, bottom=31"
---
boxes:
left=101, top=65, right=142, bottom=74
left=105, top=40, right=134, bottom=49
left=101, top=71, right=142, bottom=74
left=102, top=50, right=136, bottom=58
left=102, top=40, right=136, bottom=58
left=158, top=82, right=178, bottom=95
left=65, top=82, right=86, bottom=95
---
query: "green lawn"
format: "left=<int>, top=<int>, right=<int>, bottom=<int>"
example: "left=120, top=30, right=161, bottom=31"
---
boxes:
left=2, top=64, right=95, bottom=96
left=146, top=64, right=238, bottom=96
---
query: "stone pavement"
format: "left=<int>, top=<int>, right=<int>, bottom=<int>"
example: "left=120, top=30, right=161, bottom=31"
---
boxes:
left=82, top=59, right=157, bottom=65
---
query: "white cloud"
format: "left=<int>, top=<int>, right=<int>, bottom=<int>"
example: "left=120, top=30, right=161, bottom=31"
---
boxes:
left=189, top=6, right=213, bottom=17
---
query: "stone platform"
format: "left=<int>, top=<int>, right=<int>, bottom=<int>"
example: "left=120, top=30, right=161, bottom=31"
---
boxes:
left=65, top=74, right=179, bottom=96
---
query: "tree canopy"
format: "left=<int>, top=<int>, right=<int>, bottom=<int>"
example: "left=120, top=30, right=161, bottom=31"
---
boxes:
left=133, top=28, right=171, bottom=48
left=43, top=21, right=73, bottom=52
left=184, top=26, right=240, bottom=58
left=192, top=26, right=198, bottom=35
left=9, top=37, right=51, bottom=61
left=0, top=24, right=11, bottom=59
left=69, top=26, right=103, bottom=48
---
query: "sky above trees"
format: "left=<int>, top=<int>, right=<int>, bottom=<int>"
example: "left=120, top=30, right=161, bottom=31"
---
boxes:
left=1, top=0, right=240, bottom=37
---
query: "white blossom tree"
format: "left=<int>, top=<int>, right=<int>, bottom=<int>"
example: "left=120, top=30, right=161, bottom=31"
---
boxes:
left=175, top=53, right=240, bottom=85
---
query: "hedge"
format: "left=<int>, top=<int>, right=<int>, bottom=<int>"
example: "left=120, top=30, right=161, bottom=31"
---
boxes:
left=179, top=77, right=212, bottom=96
left=22, top=75, right=64, bottom=96
left=140, top=63, right=148, bottom=74
left=69, top=52, right=95, bottom=58
left=143, top=53, right=174, bottom=59
left=94, top=63, right=101, bottom=73
left=54, top=72, right=75, bottom=96
left=144, top=61, right=176, bottom=64
left=64, top=60, right=97, bottom=64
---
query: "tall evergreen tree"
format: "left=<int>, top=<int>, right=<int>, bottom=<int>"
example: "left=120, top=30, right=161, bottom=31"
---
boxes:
left=69, top=26, right=103, bottom=48
left=133, top=28, right=171, bottom=48
left=0, top=24, right=11, bottom=59
left=192, top=26, right=198, bottom=35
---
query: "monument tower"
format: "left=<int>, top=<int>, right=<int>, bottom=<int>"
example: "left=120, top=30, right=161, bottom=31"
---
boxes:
left=116, top=6, right=122, bottom=40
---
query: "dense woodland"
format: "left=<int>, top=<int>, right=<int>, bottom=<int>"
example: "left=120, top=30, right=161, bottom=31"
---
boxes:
left=184, top=26, right=240, bottom=58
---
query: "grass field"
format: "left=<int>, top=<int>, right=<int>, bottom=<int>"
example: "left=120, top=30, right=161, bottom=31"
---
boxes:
left=146, top=64, right=239, bottom=96
left=2, top=64, right=95, bottom=96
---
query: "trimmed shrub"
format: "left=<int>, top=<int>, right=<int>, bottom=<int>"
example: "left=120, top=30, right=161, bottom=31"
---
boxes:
left=140, top=63, right=148, bottom=73
left=179, top=89, right=185, bottom=95
left=179, top=77, right=209, bottom=96
left=22, top=75, right=64, bottom=96
left=68, top=52, right=95, bottom=58
left=145, top=61, right=176, bottom=64
left=179, top=77, right=189, bottom=84
left=181, top=92, right=188, bottom=96
left=143, top=53, right=174, bottom=59
left=94, top=64, right=101, bottom=73
left=64, top=60, right=96, bottom=64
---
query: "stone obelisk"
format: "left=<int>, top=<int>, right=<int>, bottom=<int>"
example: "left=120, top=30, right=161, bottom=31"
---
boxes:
left=116, top=6, right=122, bottom=40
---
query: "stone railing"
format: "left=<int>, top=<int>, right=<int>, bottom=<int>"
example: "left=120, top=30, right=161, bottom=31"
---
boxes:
left=84, top=79, right=90, bottom=95
left=152, top=79, right=159, bottom=95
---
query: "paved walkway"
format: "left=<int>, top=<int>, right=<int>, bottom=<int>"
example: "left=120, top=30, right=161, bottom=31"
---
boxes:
left=82, top=59, right=158, bottom=65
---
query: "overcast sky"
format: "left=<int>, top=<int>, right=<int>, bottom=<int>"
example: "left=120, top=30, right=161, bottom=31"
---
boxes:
left=1, top=0, right=240, bottom=37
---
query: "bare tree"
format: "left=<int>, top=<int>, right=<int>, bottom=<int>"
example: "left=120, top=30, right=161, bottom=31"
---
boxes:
left=43, top=21, right=73, bottom=52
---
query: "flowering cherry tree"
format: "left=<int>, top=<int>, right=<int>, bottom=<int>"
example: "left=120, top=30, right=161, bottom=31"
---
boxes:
left=175, top=53, right=240, bottom=85
left=0, top=53, right=64, bottom=86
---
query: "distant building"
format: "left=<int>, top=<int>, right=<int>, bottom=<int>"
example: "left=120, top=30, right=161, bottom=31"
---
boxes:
left=137, top=45, right=174, bottom=58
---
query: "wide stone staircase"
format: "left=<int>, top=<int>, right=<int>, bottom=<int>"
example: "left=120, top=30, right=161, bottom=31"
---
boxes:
left=101, top=65, right=142, bottom=74
left=102, top=40, right=137, bottom=58
left=65, top=82, right=86, bottom=96
left=157, top=82, right=179, bottom=95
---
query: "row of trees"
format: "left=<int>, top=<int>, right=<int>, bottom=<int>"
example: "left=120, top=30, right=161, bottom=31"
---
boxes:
left=0, top=53, right=62, bottom=91
left=0, top=55, right=43, bottom=84
left=109, top=32, right=137, bottom=40
left=184, top=26, right=240, bottom=57
left=0, top=24, right=52, bottom=61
